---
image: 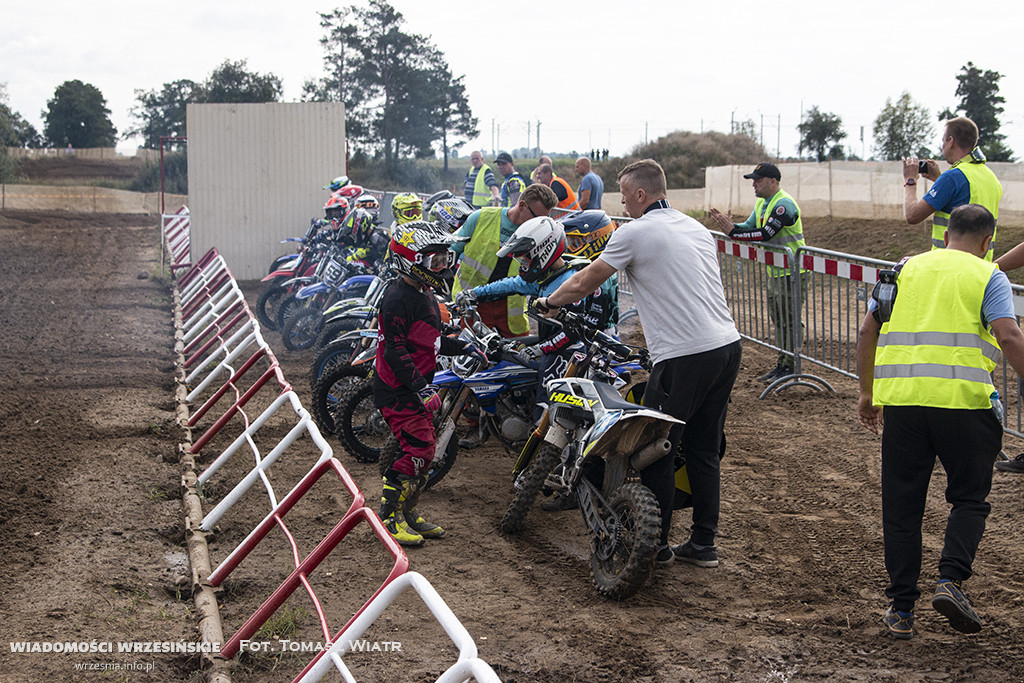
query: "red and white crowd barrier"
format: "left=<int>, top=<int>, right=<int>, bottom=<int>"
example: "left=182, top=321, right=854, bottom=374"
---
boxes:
left=172, top=247, right=500, bottom=682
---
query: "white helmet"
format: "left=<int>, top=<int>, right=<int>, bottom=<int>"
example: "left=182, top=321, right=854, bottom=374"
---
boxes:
left=429, top=197, right=476, bottom=232
left=496, top=216, right=565, bottom=283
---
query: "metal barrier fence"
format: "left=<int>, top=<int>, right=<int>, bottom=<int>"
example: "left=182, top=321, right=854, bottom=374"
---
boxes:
left=171, top=245, right=501, bottom=681
left=161, top=205, right=191, bottom=273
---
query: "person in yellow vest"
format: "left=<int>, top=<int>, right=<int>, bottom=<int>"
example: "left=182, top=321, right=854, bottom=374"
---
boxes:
left=534, top=163, right=578, bottom=211
left=857, top=204, right=1024, bottom=640
left=463, top=150, right=500, bottom=209
left=450, top=183, right=558, bottom=337
left=904, top=117, right=1003, bottom=261
left=710, top=162, right=806, bottom=383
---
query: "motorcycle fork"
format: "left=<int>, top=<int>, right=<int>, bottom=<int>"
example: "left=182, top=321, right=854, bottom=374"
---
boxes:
left=511, top=354, right=586, bottom=477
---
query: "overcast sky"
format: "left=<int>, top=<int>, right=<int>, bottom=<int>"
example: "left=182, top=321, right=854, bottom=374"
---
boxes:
left=4, top=0, right=1023, bottom=163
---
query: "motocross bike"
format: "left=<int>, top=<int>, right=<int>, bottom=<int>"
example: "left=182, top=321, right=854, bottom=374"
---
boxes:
left=373, top=312, right=539, bottom=489
left=334, top=305, right=538, bottom=466
left=256, top=229, right=335, bottom=331
left=310, top=336, right=378, bottom=438
left=267, top=218, right=323, bottom=275
left=279, top=252, right=375, bottom=351
left=500, top=308, right=678, bottom=600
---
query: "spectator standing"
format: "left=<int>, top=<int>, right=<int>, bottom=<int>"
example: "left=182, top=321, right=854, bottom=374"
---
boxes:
left=904, top=117, right=1003, bottom=261
left=464, top=150, right=500, bottom=209
left=538, top=159, right=741, bottom=567
left=575, top=157, right=604, bottom=210
left=857, top=204, right=1024, bottom=639
left=709, top=162, right=806, bottom=383
left=495, top=152, right=529, bottom=208
left=531, top=155, right=554, bottom=182
left=535, top=163, right=578, bottom=211
left=450, top=183, right=558, bottom=337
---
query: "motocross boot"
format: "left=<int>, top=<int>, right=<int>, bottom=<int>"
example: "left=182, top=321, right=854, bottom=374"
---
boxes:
left=379, top=475, right=424, bottom=547
left=400, top=475, right=446, bottom=539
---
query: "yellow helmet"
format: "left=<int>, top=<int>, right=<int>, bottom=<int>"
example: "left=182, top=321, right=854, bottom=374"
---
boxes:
left=391, top=192, right=423, bottom=225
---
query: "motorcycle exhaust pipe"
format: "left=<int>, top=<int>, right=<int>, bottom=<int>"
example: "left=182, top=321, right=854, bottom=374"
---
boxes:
left=630, top=438, right=672, bottom=471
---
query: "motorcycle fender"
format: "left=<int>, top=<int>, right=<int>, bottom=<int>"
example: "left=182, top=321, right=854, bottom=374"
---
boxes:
left=582, top=412, right=682, bottom=461
left=261, top=269, right=294, bottom=282
left=431, top=368, right=464, bottom=388
left=296, top=282, right=329, bottom=299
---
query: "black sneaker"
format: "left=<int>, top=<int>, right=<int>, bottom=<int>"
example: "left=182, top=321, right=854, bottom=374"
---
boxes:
left=757, top=366, right=783, bottom=382
left=654, top=545, right=675, bottom=566
left=882, top=607, right=914, bottom=640
left=995, top=452, right=1024, bottom=473
left=670, top=539, right=719, bottom=568
left=758, top=366, right=791, bottom=384
left=932, top=579, right=982, bottom=634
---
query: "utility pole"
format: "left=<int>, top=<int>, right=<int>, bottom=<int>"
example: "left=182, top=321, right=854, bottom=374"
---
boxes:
left=777, top=114, right=781, bottom=158
left=527, top=121, right=531, bottom=154
left=491, top=118, right=495, bottom=157
left=536, top=119, right=541, bottom=155
left=645, top=121, right=648, bottom=145
left=497, top=122, right=501, bottom=154
left=760, top=113, right=764, bottom=148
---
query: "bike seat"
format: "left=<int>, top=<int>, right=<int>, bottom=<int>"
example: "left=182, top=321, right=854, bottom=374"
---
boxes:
left=594, top=381, right=644, bottom=412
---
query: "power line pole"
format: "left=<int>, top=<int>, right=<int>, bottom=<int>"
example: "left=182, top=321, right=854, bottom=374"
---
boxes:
left=536, top=119, right=541, bottom=155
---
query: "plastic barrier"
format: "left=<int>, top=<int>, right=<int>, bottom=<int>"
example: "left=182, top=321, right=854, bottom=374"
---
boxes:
left=162, top=206, right=191, bottom=274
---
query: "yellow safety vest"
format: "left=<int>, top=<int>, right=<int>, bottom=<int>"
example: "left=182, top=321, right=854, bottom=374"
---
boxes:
left=756, top=189, right=805, bottom=277
left=451, top=208, right=528, bottom=335
left=874, top=248, right=999, bottom=409
left=931, top=156, right=1003, bottom=261
left=472, top=164, right=494, bottom=208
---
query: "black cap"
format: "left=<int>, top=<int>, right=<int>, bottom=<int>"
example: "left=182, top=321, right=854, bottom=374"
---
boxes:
left=743, top=162, right=781, bottom=180
left=494, top=152, right=514, bottom=165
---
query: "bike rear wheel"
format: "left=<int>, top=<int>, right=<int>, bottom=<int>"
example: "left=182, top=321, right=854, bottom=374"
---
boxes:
left=282, top=307, right=324, bottom=351
left=590, top=482, right=660, bottom=600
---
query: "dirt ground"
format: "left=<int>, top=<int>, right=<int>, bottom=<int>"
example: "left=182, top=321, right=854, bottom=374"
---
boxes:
left=3, top=210, right=1024, bottom=682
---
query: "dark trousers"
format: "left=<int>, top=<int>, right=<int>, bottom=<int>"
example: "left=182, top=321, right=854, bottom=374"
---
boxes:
left=641, top=340, right=742, bottom=546
left=881, top=405, right=1002, bottom=611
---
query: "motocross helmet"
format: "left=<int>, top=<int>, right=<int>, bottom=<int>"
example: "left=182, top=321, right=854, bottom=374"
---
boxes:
left=388, top=220, right=465, bottom=295
left=421, top=190, right=454, bottom=216
left=324, top=194, right=351, bottom=222
left=341, top=207, right=376, bottom=247
left=558, top=210, right=616, bottom=260
left=323, top=175, right=350, bottom=192
left=338, top=183, right=364, bottom=199
left=391, top=192, right=423, bottom=225
left=429, top=196, right=476, bottom=233
left=496, top=216, right=565, bottom=283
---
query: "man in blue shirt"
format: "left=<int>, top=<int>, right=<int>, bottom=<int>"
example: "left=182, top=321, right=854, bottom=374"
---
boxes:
left=903, top=117, right=1003, bottom=261
left=574, top=157, right=604, bottom=210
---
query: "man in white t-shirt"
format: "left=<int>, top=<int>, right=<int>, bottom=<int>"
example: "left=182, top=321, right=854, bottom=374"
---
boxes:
left=537, top=158, right=742, bottom=568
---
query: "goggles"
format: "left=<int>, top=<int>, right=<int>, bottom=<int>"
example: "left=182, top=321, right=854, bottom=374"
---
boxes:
left=423, top=249, right=456, bottom=271
left=396, top=205, right=421, bottom=222
left=513, top=253, right=535, bottom=272
left=564, top=223, right=615, bottom=255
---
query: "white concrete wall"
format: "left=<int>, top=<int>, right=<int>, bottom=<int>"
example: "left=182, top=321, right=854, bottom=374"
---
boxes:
left=704, top=161, right=1024, bottom=226
left=186, top=102, right=347, bottom=279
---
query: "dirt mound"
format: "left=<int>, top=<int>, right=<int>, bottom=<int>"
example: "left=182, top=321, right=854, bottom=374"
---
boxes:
left=16, top=156, right=145, bottom=182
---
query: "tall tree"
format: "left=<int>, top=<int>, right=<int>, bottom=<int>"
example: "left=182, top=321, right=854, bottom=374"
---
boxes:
left=127, top=79, right=198, bottom=148
left=42, top=80, right=117, bottom=148
left=423, top=55, right=479, bottom=172
left=129, top=61, right=282, bottom=149
left=872, top=92, right=933, bottom=160
left=195, top=59, right=282, bottom=103
left=938, top=61, right=1014, bottom=161
left=306, top=0, right=477, bottom=172
left=798, top=106, right=847, bottom=161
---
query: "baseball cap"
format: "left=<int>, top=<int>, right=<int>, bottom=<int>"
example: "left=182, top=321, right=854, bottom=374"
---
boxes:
left=743, top=162, right=781, bottom=180
left=494, top=152, right=514, bottom=165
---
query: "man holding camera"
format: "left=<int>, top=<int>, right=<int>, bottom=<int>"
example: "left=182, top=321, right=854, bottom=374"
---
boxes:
left=903, top=117, right=1003, bottom=261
